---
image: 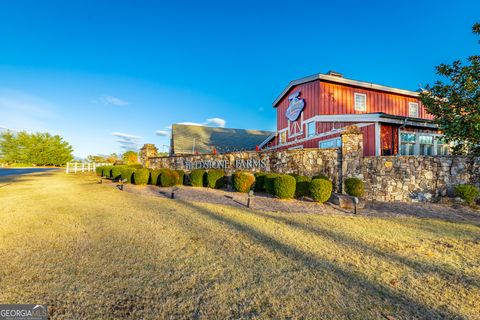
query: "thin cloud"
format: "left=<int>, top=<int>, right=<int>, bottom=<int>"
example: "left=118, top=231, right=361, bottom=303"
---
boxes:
left=100, top=95, right=129, bottom=106
left=111, top=132, right=143, bottom=151
left=155, top=130, right=170, bottom=137
left=176, top=117, right=227, bottom=128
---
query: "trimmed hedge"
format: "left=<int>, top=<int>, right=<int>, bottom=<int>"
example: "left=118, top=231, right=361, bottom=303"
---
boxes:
left=207, top=170, right=225, bottom=189
left=190, top=169, right=206, bottom=187
left=310, top=178, right=333, bottom=203
left=175, top=170, right=185, bottom=185
left=149, top=169, right=162, bottom=185
left=455, top=184, right=480, bottom=205
left=273, top=174, right=296, bottom=199
left=160, top=169, right=179, bottom=187
left=111, top=165, right=127, bottom=180
left=121, top=167, right=136, bottom=183
left=95, top=166, right=104, bottom=176
left=295, top=175, right=311, bottom=198
left=102, top=166, right=114, bottom=179
left=345, top=177, right=365, bottom=197
left=265, top=173, right=280, bottom=194
left=254, top=172, right=267, bottom=192
left=134, top=168, right=150, bottom=185
left=128, top=163, right=143, bottom=169
left=232, top=171, right=255, bottom=193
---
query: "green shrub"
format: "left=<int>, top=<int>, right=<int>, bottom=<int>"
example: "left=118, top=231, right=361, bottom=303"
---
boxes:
left=273, top=174, right=296, bottom=199
left=455, top=184, right=480, bottom=205
left=265, top=173, right=280, bottom=194
left=111, top=165, right=127, bottom=180
left=254, top=172, right=267, bottom=192
left=207, top=170, right=225, bottom=189
left=149, top=169, right=163, bottom=185
left=133, top=168, right=150, bottom=185
left=121, top=167, right=136, bottom=183
left=190, top=169, right=206, bottom=187
left=95, top=166, right=104, bottom=176
left=232, top=171, right=255, bottom=193
left=295, top=175, right=311, bottom=198
left=344, top=177, right=365, bottom=197
left=175, top=170, right=185, bottom=185
left=310, top=178, right=333, bottom=203
left=128, top=163, right=143, bottom=169
left=312, top=173, right=329, bottom=181
left=160, top=169, right=179, bottom=187
left=102, top=166, right=114, bottom=179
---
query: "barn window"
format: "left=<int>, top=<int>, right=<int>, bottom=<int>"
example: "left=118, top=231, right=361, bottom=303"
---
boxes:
left=306, top=121, right=316, bottom=137
left=354, top=93, right=366, bottom=111
left=436, top=137, right=450, bottom=155
left=400, top=132, right=416, bottom=155
left=319, top=137, right=341, bottom=149
left=279, top=131, right=287, bottom=144
left=419, top=135, right=434, bottom=155
left=409, top=102, right=419, bottom=117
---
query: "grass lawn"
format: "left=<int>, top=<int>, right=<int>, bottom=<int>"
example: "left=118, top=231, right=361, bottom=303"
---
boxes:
left=0, top=172, right=479, bottom=319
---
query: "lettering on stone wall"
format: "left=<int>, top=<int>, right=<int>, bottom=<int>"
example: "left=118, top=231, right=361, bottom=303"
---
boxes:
left=184, top=159, right=267, bottom=170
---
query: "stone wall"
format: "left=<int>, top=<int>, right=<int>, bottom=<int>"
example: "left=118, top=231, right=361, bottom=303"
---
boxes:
left=148, top=148, right=341, bottom=189
left=354, top=156, right=480, bottom=202
left=143, top=127, right=480, bottom=202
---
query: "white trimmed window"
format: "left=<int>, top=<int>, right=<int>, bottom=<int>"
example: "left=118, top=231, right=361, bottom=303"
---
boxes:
left=319, top=137, right=342, bottom=149
left=409, top=102, right=419, bottom=117
left=354, top=93, right=367, bottom=111
left=306, top=121, right=316, bottom=137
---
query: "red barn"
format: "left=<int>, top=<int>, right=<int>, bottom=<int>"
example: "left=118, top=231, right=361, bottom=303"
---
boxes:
left=260, top=71, right=448, bottom=156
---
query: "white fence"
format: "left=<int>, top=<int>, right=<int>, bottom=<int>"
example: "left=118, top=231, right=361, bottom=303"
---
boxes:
left=65, top=162, right=109, bottom=174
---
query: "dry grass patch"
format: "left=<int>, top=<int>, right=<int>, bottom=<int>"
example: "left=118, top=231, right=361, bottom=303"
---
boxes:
left=0, top=172, right=479, bottom=319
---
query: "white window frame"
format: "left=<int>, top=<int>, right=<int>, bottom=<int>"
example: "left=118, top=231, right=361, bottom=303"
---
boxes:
left=278, top=130, right=287, bottom=145
left=399, top=131, right=448, bottom=156
left=319, top=137, right=342, bottom=149
left=306, top=120, right=316, bottom=138
left=354, top=93, right=367, bottom=112
left=408, top=102, right=419, bottom=118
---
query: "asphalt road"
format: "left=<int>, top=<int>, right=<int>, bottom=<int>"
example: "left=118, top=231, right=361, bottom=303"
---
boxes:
left=0, top=168, right=58, bottom=177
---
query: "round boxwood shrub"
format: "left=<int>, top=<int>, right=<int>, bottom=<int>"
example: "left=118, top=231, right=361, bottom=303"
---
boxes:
left=175, top=170, right=185, bottom=185
left=310, top=178, right=333, bottom=203
left=111, top=165, right=127, bottom=180
left=149, top=169, right=162, bottom=185
left=264, top=173, right=280, bottom=194
left=160, top=169, right=179, bottom=187
left=345, top=177, right=365, bottom=197
left=455, top=184, right=480, bottom=205
left=273, top=174, right=296, bottom=199
left=254, top=172, right=267, bottom=192
left=190, top=169, right=206, bottom=187
left=232, top=171, right=255, bottom=193
left=207, top=170, right=225, bottom=189
left=121, top=167, right=136, bottom=183
left=128, top=163, right=143, bottom=169
left=295, top=175, right=311, bottom=198
left=95, top=166, right=104, bottom=176
left=134, top=168, right=150, bottom=185
left=102, top=166, right=114, bottom=179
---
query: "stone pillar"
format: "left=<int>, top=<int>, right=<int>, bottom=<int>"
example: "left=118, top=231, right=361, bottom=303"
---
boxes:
left=340, top=126, right=364, bottom=192
left=139, top=144, right=158, bottom=168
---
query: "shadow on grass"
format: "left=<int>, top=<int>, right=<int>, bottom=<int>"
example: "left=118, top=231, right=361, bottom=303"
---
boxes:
left=175, top=199, right=466, bottom=319
left=248, top=210, right=480, bottom=290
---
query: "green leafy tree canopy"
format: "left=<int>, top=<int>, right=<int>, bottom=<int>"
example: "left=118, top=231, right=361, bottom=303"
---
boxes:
left=420, top=23, right=480, bottom=154
left=0, top=130, right=74, bottom=166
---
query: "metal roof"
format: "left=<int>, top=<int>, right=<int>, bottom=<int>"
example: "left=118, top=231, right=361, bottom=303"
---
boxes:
left=171, top=124, right=273, bottom=155
left=272, top=73, right=421, bottom=107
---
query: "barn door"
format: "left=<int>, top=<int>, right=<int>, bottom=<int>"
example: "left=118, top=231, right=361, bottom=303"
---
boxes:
left=380, top=124, right=399, bottom=155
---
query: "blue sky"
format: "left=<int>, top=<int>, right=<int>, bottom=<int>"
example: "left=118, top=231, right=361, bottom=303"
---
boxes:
left=0, top=0, right=478, bottom=158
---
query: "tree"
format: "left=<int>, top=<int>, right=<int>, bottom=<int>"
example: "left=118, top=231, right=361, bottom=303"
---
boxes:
left=0, top=131, right=74, bottom=166
left=122, top=150, right=139, bottom=164
left=419, top=23, right=480, bottom=154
